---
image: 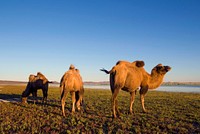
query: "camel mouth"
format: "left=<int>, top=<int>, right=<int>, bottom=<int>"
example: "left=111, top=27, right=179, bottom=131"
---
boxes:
left=165, top=66, right=171, bottom=72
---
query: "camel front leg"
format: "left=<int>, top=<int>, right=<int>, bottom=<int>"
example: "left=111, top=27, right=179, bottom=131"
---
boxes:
left=71, top=92, right=76, bottom=113
left=140, top=87, right=148, bottom=113
left=32, top=91, right=37, bottom=104
left=61, top=90, right=68, bottom=117
left=129, top=91, right=136, bottom=114
left=140, top=94, right=147, bottom=112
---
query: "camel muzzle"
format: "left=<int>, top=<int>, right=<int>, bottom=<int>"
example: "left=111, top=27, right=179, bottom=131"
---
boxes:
left=165, top=66, right=171, bottom=72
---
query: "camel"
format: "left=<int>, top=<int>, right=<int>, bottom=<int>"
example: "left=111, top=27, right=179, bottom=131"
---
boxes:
left=60, top=65, right=84, bottom=117
left=21, top=72, right=51, bottom=104
left=101, top=60, right=171, bottom=118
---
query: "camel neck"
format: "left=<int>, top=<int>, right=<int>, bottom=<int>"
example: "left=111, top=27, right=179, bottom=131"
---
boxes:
left=22, top=82, right=32, bottom=97
left=148, top=74, right=164, bottom=89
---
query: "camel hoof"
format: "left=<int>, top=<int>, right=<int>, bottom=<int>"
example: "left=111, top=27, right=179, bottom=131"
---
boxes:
left=143, top=110, right=148, bottom=113
left=112, top=115, right=117, bottom=118
left=71, top=111, right=75, bottom=115
left=129, top=111, right=134, bottom=115
left=62, top=112, right=66, bottom=117
left=117, top=112, right=121, bottom=117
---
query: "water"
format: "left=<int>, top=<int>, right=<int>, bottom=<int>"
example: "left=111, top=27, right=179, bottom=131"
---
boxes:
left=156, top=86, right=200, bottom=93
left=84, top=85, right=200, bottom=93
left=84, top=85, right=110, bottom=90
left=50, top=83, right=200, bottom=93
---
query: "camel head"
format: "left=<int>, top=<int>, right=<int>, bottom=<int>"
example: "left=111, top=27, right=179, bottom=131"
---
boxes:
left=21, top=84, right=32, bottom=103
left=151, top=64, right=171, bottom=75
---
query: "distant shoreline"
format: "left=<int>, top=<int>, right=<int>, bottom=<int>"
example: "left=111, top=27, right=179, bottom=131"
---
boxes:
left=83, top=81, right=200, bottom=86
left=0, top=80, right=200, bottom=86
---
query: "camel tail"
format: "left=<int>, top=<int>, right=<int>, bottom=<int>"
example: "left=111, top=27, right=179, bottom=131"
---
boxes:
left=100, top=68, right=110, bottom=74
left=60, top=84, right=64, bottom=98
left=110, top=70, right=116, bottom=94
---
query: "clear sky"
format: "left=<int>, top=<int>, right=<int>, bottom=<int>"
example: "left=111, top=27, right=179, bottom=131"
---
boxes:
left=0, top=0, right=200, bottom=82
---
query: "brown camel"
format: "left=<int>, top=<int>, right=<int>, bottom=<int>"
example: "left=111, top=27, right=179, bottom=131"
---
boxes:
left=101, top=60, right=171, bottom=118
left=22, top=72, right=51, bottom=104
left=60, top=65, right=84, bottom=117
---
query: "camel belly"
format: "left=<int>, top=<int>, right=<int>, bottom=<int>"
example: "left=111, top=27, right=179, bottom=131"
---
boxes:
left=123, top=72, right=142, bottom=91
left=122, top=86, right=139, bottom=92
left=124, top=78, right=140, bottom=88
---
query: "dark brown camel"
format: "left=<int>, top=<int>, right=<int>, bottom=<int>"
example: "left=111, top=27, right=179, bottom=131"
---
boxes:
left=21, top=72, right=51, bottom=104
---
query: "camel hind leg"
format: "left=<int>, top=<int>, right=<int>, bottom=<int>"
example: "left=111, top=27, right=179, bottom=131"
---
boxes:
left=77, top=88, right=86, bottom=112
left=71, top=92, right=76, bottom=113
left=115, top=99, right=120, bottom=117
left=75, top=91, right=83, bottom=111
left=61, top=90, right=68, bottom=117
left=42, top=88, right=48, bottom=105
left=111, top=88, right=120, bottom=118
left=129, top=91, right=136, bottom=114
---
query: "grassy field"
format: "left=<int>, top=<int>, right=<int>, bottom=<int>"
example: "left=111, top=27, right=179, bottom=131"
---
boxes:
left=0, top=85, right=200, bottom=133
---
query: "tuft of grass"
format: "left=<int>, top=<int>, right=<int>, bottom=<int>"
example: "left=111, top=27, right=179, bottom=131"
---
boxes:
left=0, top=85, right=200, bottom=133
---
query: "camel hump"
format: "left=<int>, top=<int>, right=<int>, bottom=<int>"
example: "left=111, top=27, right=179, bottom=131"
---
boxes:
left=116, top=61, right=122, bottom=65
left=37, top=72, right=48, bottom=84
left=134, top=60, right=145, bottom=68
left=116, top=60, right=145, bottom=68
left=60, top=65, right=82, bottom=88
left=29, top=74, right=36, bottom=82
left=69, top=64, right=75, bottom=70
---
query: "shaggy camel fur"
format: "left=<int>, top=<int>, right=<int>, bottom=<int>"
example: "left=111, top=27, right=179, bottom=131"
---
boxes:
left=101, top=60, right=171, bottom=118
left=60, top=65, right=84, bottom=117
left=22, top=72, right=51, bottom=104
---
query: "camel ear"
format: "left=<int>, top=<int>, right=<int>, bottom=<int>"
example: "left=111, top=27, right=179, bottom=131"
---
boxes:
left=156, top=64, right=163, bottom=67
left=154, top=64, right=163, bottom=71
left=136, top=61, right=145, bottom=67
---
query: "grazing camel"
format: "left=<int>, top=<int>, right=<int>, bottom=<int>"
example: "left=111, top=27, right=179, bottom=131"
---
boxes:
left=60, top=65, right=84, bottom=117
left=22, top=72, right=51, bottom=104
left=101, top=60, right=171, bottom=118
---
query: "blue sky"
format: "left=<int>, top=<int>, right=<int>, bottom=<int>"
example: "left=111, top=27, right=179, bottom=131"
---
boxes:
left=0, top=0, right=200, bottom=82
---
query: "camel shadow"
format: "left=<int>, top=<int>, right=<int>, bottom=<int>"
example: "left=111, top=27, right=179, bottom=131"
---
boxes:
left=0, top=93, right=44, bottom=102
left=0, top=93, right=21, bottom=102
left=0, top=93, right=60, bottom=107
left=0, top=93, right=47, bottom=103
left=0, top=93, right=64, bottom=117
